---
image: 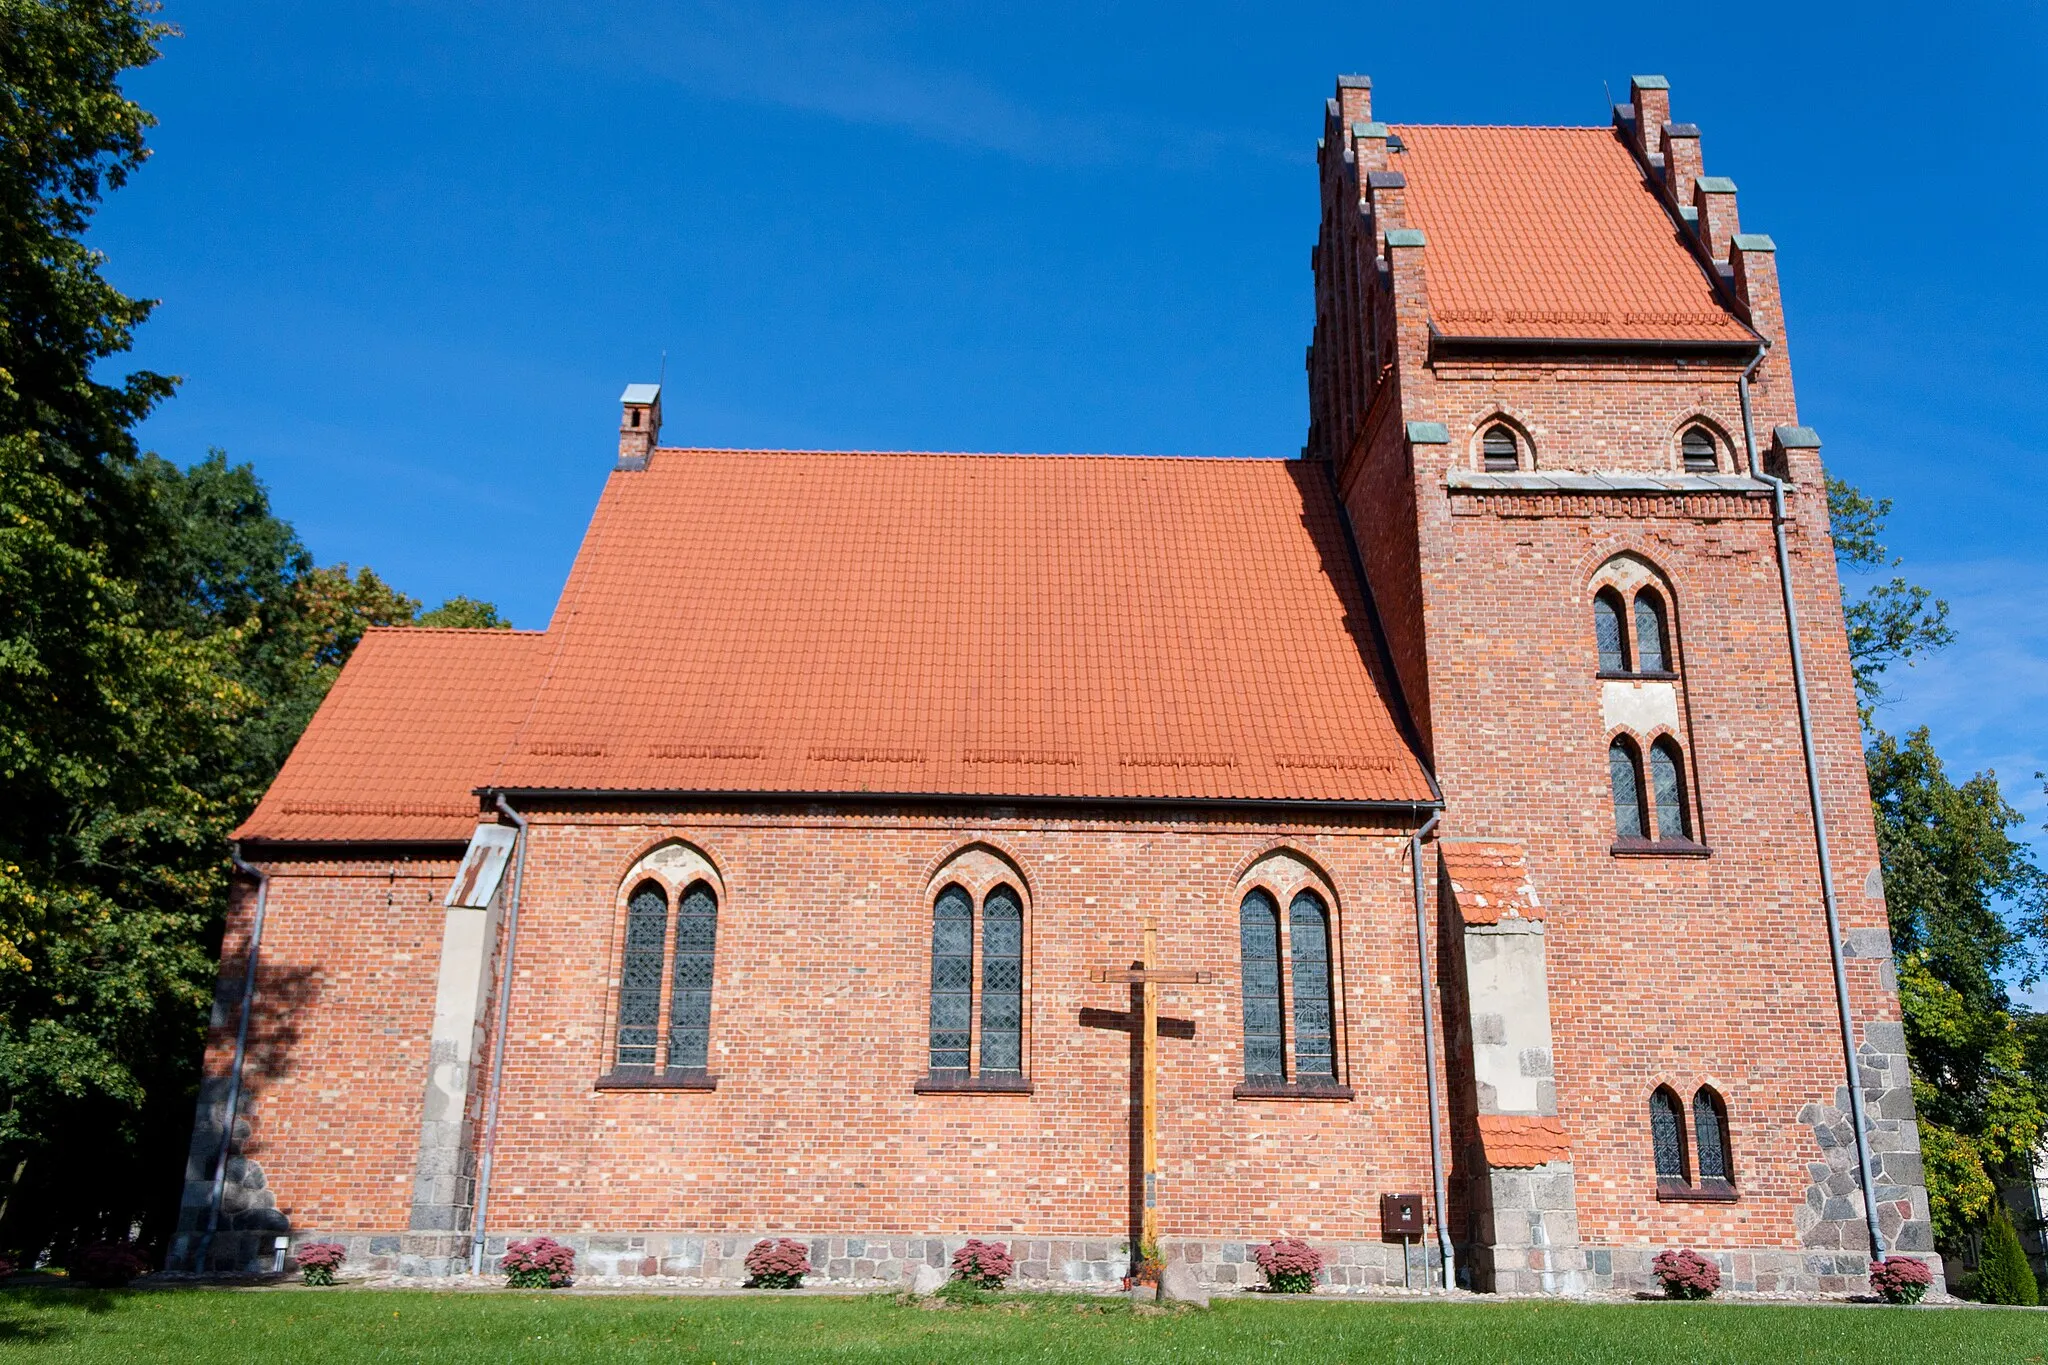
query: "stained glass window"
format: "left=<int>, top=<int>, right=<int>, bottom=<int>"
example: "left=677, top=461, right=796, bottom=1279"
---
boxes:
left=1482, top=424, right=1520, bottom=472
left=1681, top=426, right=1717, bottom=473
left=1240, top=890, right=1284, bottom=1078
left=1651, top=1087, right=1690, bottom=1183
left=928, top=884, right=974, bottom=1072
left=1694, top=1088, right=1731, bottom=1184
left=1610, top=738, right=1647, bottom=840
left=1289, top=891, right=1335, bottom=1080
left=1651, top=739, right=1690, bottom=843
left=1634, top=590, right=1670, bottom=673
left=666, top=881, right=717, bottom=1071
left=615, top=881, right=668, bottom=1069
left=980, top=885, right=1023, bottom=1074
left=1595, top=590, right=1630, bottom=673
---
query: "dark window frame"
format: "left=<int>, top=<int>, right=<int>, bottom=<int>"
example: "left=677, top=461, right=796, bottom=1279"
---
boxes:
left=1650, top=1085, right=1691, bottom=1195
left=1609, top=736, right=1649, bottom=842
left=1594, top=588, right=1631, bottom=675
left=1239, top=889, right=1286, bottom=1081
left=920, top=878, right=1031, bottom=1091
left=1680, top=424, right=1719, bottom=473
left=613, top=880, right=670, bottom=1071
left=1288, top=890, right=1336, bottom=1082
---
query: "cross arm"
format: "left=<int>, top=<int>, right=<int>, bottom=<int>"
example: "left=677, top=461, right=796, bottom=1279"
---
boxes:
left=1089, top=968, right=1212, bottom=985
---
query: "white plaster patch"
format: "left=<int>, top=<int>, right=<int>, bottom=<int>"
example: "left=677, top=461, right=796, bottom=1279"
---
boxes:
left=1601, top=680, right=1679, bottom=735
left=627, top=840, right=723, bottom=898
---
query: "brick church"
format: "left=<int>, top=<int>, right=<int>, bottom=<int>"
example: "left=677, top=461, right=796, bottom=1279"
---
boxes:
left=171, top=76, right=1939, bottom=1295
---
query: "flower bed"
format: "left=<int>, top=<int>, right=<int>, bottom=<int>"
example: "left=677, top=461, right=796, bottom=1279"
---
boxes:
left=1869, top=1256, right=1933, bottom=1306
left=500, top=1237, right=575, bottom=1289
left=1253, top=1237, right=1323, bottom=1294
left=1652, top=1248, right=1721, bottom=1300
left=950, top=1239, right=1013, bottom=1290
left=744, top=1238, right=810, bottom=1289
left=294, top=1241, right=347, bottom=1287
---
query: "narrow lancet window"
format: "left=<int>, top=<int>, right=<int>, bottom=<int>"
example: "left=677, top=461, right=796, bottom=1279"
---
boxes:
left=1651, top=739, right=1691, bottom=843
left=1482, top=423, right=1520, bottom=472
left=1240, top=890, right=1284, bottom=1078
left=980, top=884, right=1023, bottom=1074
left=1694, top=1087, right=1732, bottom=1187
left=1289, top=891, right=1336, bottom=1080
left=1651, top=1086, right=1690, bottom=1186
left=1634, top=590, right=1670, bottom=673
left=616, top=881, right=669, bottom=1069
left=1595, top=589, right=1630, bottom=674
left=928, top=884, right=974, bottom=1071
left=666, top=881, right=718, bottom=1070
left=1681, top=426, right=1718, bottom=473
left=1610, top=738, right=1648, bottom=840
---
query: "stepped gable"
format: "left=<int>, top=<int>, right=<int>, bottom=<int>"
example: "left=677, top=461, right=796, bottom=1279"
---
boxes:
left=490, top=448, right=1432, bottom=805
left=236, top=627, right=550, bottom=844
left=1389, top=123, right=1754, bottom=344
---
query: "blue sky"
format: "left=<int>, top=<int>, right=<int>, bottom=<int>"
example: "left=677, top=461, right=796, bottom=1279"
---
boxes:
left=104, top=3, right=2043, bottom=865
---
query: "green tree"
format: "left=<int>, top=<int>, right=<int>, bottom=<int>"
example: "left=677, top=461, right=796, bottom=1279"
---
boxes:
left=417, top=595, right=511, bottom=629
left=1827, top=477, right=1954, bottom=719
left=1831, top=477, right=2048, bottom=1257
left=1975, top=1205, right=2041, bottom=1305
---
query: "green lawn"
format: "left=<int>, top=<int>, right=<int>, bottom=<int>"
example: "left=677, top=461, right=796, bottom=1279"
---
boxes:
left=0, top=1288, right=2039, bottom=1363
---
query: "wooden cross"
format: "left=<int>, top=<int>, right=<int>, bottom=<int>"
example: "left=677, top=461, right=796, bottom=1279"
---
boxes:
left=1090, top=919, right=1210, bottom=1253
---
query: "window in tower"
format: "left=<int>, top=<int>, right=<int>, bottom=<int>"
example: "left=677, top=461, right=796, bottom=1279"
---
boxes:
left=1482, top=424, right=1521, bottom=472
left=1681, top=425, right=1718, bottom=473
left=1610, top=737, right=1648, bottom=841
left=1595, top=589, right=1631, bottom=674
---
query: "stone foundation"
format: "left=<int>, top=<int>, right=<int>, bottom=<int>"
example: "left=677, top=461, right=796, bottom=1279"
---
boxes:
left=1582, top=1244, right=1946, bottom=1297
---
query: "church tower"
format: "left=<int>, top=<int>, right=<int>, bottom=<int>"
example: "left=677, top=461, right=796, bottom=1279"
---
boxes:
left=1305, top=75, right=1938, bottom=1292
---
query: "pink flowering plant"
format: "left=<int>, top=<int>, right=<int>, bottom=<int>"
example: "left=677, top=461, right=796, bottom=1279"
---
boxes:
left=294, top=1241, right=347, bottom=1286
left=744, top=1237, right=810, bottom=1289
left=1252, top=1236, right=1324, bottom=1293
left=500, top=1236, right=575, bottom=1288
left=1869, top=1255, right=1934, bottom=1305
left=70, top=1241, right=149, bottom=1288
left=1652, top=1248, right=1722, bottom=1300
left=950, top=1239, right=1014, bottom=1289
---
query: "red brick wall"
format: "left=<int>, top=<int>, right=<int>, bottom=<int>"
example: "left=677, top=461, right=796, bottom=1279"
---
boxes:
left=204, top=855, right=455, bottom=1233
left=409, top=810, right=1440, bottom=1243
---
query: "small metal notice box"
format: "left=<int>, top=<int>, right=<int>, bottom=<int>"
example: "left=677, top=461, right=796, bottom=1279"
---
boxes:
left=1380, top=1192, right=1424, bottom=1239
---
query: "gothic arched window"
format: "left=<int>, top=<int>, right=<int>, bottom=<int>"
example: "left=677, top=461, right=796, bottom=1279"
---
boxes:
left=1482, top=423, right=1521, bottom=472
left=928, top=884, right=974, bottom=1072
left=1289, top=891, right=1336, bottom=1081
left=1239, top=890, right=1284, bottom=1078
left=666, top=881, right=718, bottom=1071
left=1681, top=425, right=1718, bottom=473
left=1610, top=737, right=1648, bottom=841
left=1595, top=589, right=1630, bottom=674
left=1693, top=1086, right=1733, bottom=1189
left=980, top=884, right=1024, bottom=1074
left=1650, top=738, right=1691, bottom=843
left=1651, top=1086, right=1690, bottom=1188
left=615, top=881, right=669, bottom=1069
left=1634, top=589, right=1671, bottom=673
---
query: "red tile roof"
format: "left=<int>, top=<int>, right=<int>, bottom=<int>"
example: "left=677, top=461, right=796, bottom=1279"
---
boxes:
left=492, top=450, right=1432, bottom=805
left=1477, top=1114, right=1572, bottom=1169
left=237, top=627, right=550, bottom=844
left=1440, top=840, right=1543, bottom=925
left=1389, top=125, right=1754, bottom=344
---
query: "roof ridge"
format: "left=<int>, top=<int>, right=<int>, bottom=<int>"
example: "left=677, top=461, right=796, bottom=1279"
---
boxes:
left=363, top=625, right=547, bottom=637
left=1389, top=122, right=1608, bottom=132
left=645, top=448, right=1294, bottom=463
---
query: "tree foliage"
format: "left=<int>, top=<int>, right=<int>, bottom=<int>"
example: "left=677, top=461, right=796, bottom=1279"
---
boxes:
left=0, top=6, right=505, bottom=1259
left=1831, top=476, right=2048, bottom=1254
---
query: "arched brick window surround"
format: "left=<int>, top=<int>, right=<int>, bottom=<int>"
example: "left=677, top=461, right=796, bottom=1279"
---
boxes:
left=599, top=839, right=727, bottom=1088
left=916, top=844, right=1034, bottom=1093
left=1233, top=849, right=1352, bottom=1098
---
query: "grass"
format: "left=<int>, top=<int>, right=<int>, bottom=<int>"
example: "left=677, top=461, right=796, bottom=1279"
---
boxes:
left=0, top=1287, right=2039, bottom=1363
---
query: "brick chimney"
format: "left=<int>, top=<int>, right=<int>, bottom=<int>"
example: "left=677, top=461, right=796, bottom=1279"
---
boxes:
left=618, top=383, right=662, bottom=469
left=1693, top=176, right=1740, bottom=262
left=1630, top=75, right=1671, bottom=161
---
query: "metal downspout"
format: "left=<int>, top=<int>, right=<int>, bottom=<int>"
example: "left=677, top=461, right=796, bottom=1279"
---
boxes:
left=1738, top=348, right=1885, bottom=1260
left=468, top=795, right=530, bottom=1275
left=1410, top=808, right=1454, bottom=1289
left=197, top=845, right=270, bottom=1273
